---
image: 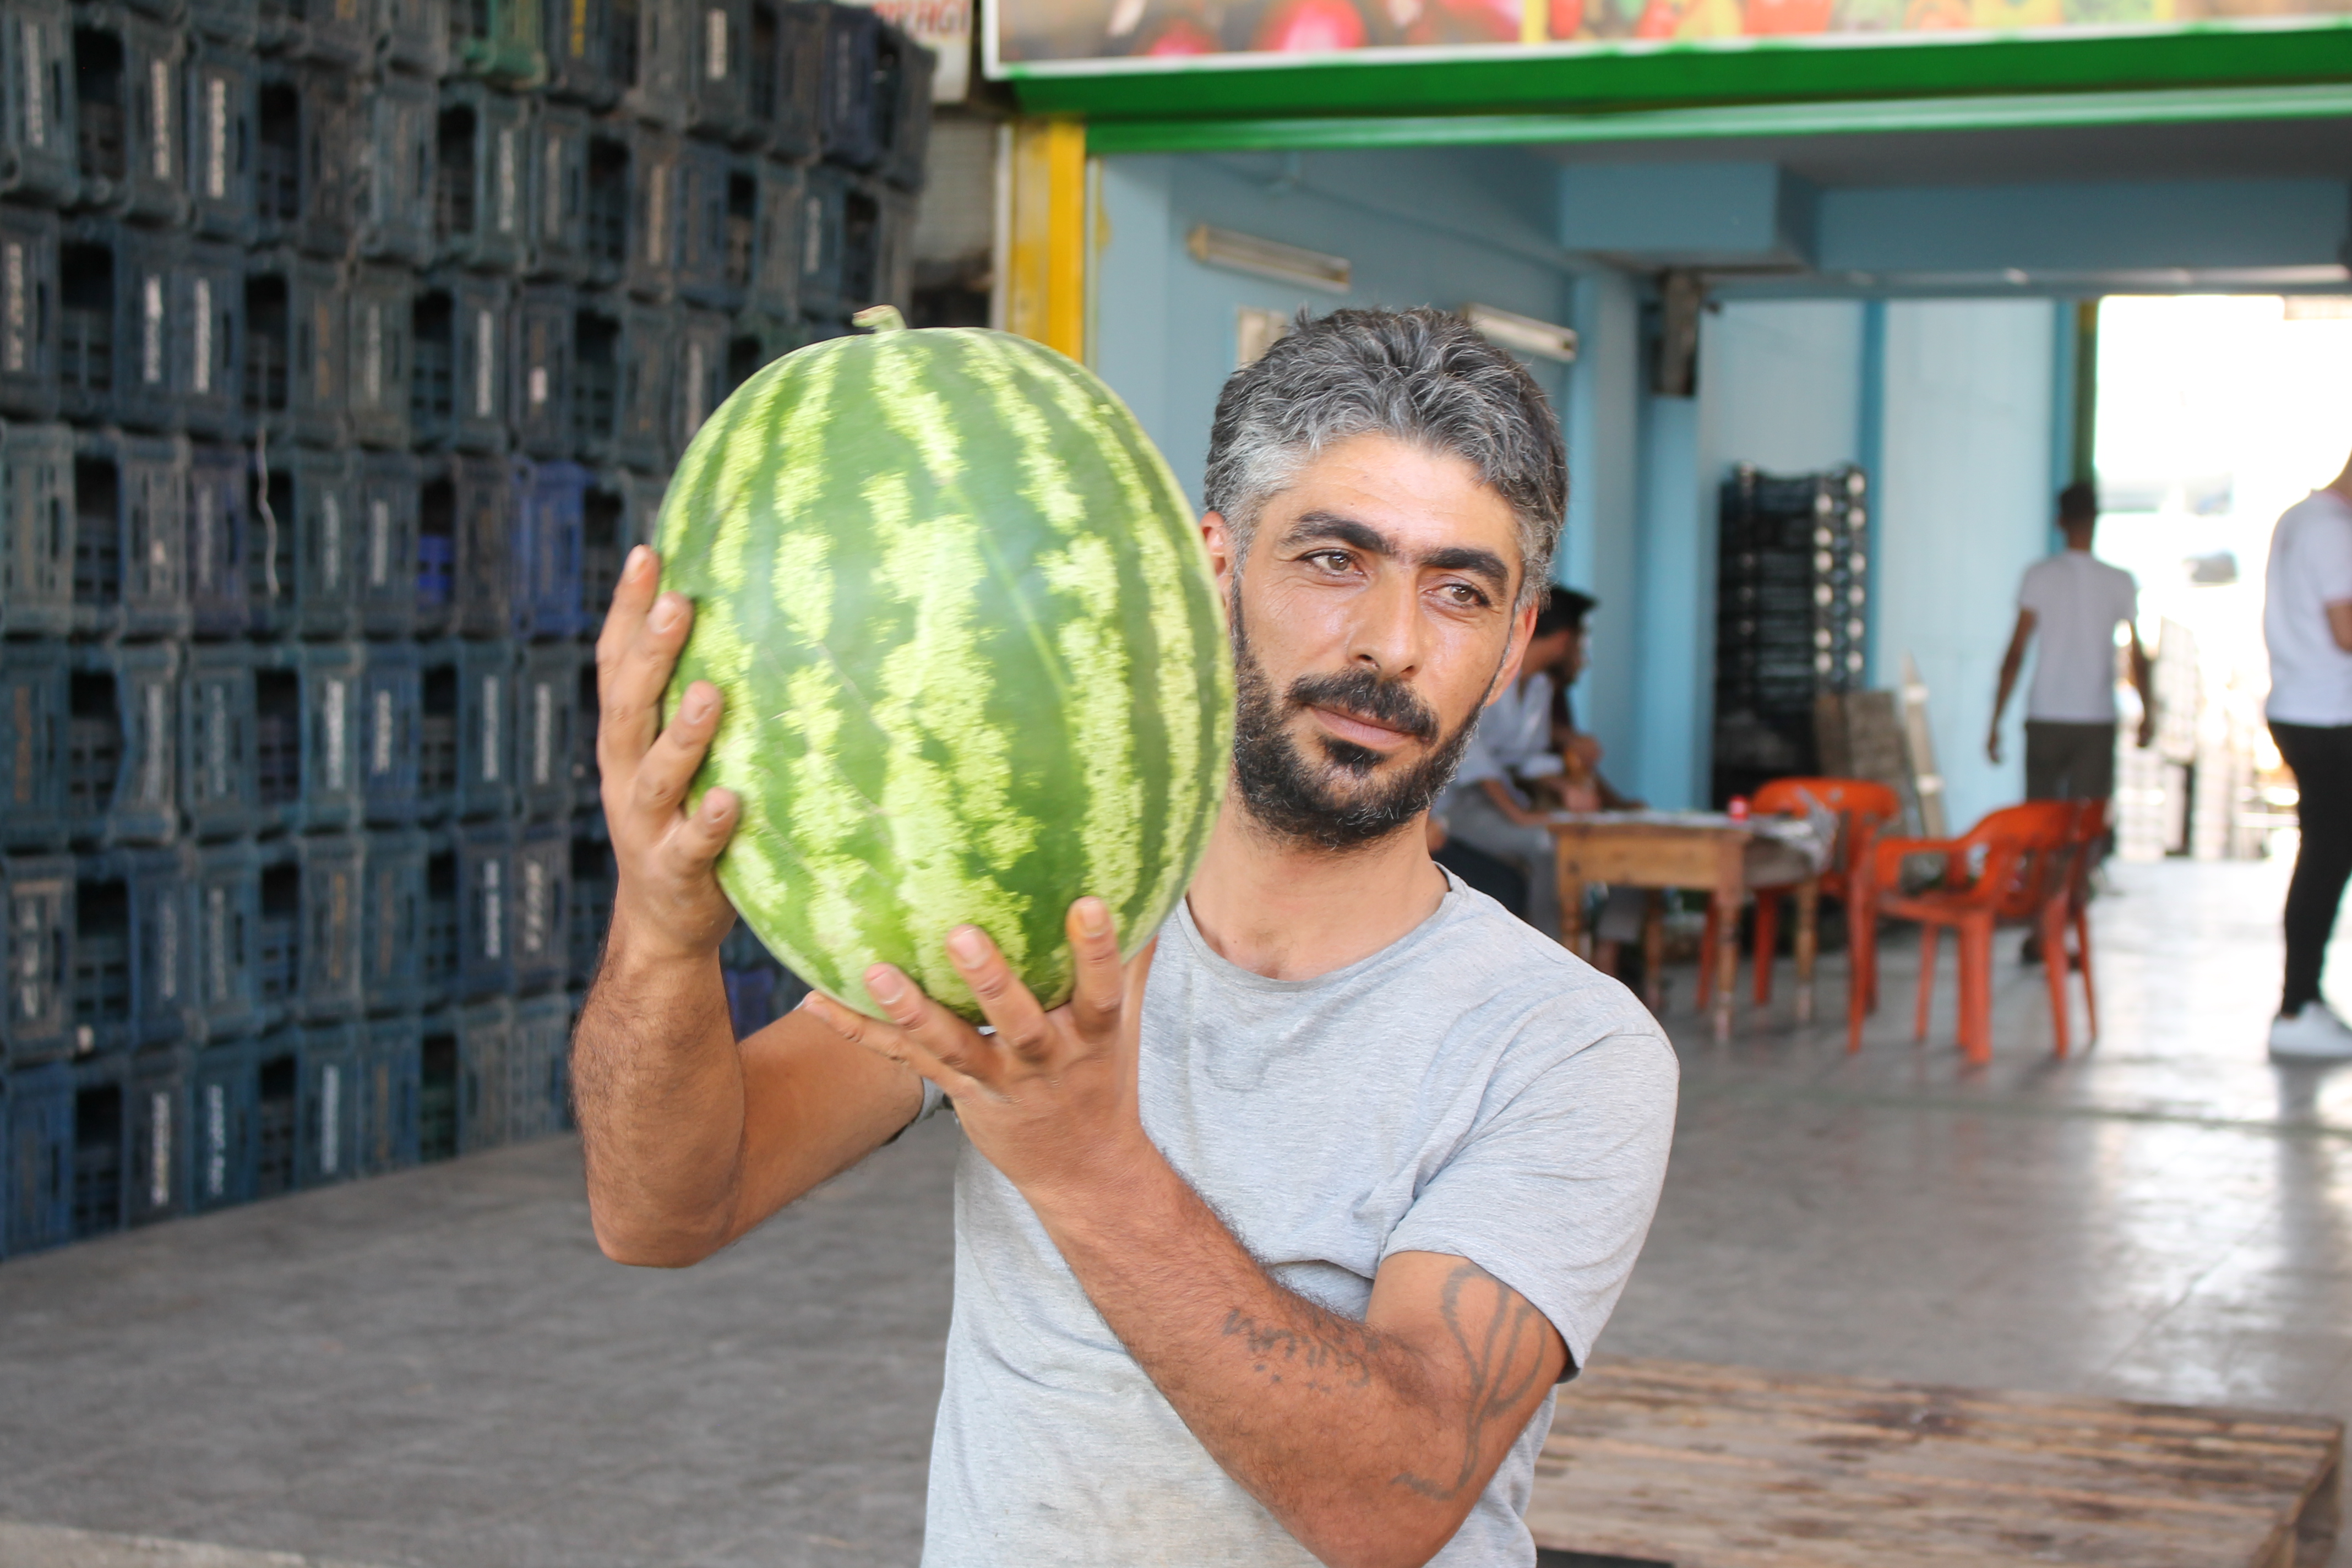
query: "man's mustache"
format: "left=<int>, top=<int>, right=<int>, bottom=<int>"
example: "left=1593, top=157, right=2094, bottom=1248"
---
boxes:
left=1283, top=669, right=1440, bottom=744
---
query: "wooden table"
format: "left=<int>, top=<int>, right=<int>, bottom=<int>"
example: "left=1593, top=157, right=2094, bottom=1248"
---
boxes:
left=1531, top=1358, right=2344, bottom=1568
left=1548, top=812, right=1820, bottom=1041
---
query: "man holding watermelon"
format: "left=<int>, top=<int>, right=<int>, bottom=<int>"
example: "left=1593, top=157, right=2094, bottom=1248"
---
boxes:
left=576, top=307, right=1678, bottom=1567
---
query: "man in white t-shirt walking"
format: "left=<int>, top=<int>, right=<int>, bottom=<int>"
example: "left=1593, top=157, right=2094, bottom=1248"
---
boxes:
left=1989, top=482, right=2156, bottom=815
left=2262, top=452, right=2352, bottom=1061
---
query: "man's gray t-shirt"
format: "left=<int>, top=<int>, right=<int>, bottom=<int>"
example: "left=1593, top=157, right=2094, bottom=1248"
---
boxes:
left=918, top=871, right=1679, bottom=1566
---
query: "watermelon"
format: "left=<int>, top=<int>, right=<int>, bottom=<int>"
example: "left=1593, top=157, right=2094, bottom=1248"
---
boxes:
left=656, top=307, right=1234, bottom=1023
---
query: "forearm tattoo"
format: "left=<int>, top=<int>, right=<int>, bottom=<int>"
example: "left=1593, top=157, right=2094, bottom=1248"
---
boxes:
left=1395, top=1262, right=1548, bottom=1501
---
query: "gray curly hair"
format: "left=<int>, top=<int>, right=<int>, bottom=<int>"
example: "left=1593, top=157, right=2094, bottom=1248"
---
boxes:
left=1202, top=307, right=1568, bottom=608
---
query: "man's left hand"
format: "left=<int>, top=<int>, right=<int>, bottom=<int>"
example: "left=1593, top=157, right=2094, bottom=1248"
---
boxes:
left=2138, top=710, right=2157, bottom=749
left=802, top=900, right=1157, bottom=1207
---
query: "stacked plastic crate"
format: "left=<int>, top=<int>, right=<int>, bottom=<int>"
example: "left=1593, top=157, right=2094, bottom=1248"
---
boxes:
left=0, top=0, right=930, bottom=1260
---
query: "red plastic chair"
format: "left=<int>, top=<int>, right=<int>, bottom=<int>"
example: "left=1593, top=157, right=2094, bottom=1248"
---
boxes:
left=1851, top=802, right=2078, bottom=1064
left=1696, top=777, right=1902, bottom=1020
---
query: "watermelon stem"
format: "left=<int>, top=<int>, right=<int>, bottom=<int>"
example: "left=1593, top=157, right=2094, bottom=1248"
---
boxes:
left=852, top=305, right=909, bottom=335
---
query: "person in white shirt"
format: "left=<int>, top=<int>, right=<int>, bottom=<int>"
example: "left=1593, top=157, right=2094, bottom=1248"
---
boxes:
left=1988, top=482, right=2156, bottom=806
left=2262, top=453, right=2352, bottom=1062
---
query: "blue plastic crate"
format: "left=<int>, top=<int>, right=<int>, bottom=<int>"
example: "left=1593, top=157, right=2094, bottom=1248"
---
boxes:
left=73, top=7, right=192, bottom=225
left=447, top=454, right=515, bottom=638
left=172, top=238, right=246, bottom=439
left=456, top=819, right=513, bottom=997
left=576, top=468, right=623, bottom=634
left=297, top=834, right=364, bottom=1020
left=812, top=3, right=879, bottom=172
left=541, top=0, right=618, bottom=107
left=186, top=440, right=249, bottom=634
left=722, top=963, right=774, bottom=1041
left=71, top=428, right=191, bottom=640
left=582, top=123, right=631, bottom=285
left=0, top=644, right=70, bottom=851
left=253, top=63, right=359, bottom=255
left=671, top=137, right=732, bottom=304
left=672, top=305, right=728, bottom=463
left=524, top=103, right=590, bottom=281
left=449, top=637, right=516, bottom=807
left=56, top=221, right=179, bottom=430
left=685, top=0, right=756, bottom=145
left=249, top=1031, right=300, bottom=1197
left=0, top=205, right=62, bottom=418
left=513, top=819, right=569, bottom=992
left=610, top=0, right=689, bottom=130
left=355, top=1014, right=421, bottom=1174
left=1, top=1059, right=125, bottom=1253
left=455, top=992, right=510, bottom=1152
left=624, top=125, right=679, bottom=302
left=413, top=271, right=514, bottom=453
left=295, top=1019, right=361, bottom=1186
left=513, top=457, right=584, bottom=638
left=189, top=840, right=262, bottom=1039
left=360, top=643, right=423, bottom=826
left=415, top=1010, right=456, bottom=1158
left=766, top=3, right=824, bottom=162
left=356, top=72, right=437, bottom=266
left=514, top=640, right=578, bottom=818
left=68, top=641, right=181, bottom=847
left=181, top=42, right=258, bottom=245
left=292, top=643, right=365, bottom=831
left=739, top=159, right=804, bottom=320
left=127, top=1045, right=188, bottom=1226
left=72, top=845, right=190, bottom=1054
left=346, top=263, right=414, bottom=450
left=186, top=1037, right=253, bottom=1209
left=435, top=82, right=533, bottom=273
left=243, top=251, right=349, bottom=450
left=566, top=831, right=609, bottom=986
left=420, top=835, right=460, bottom=1006
left=509, top=283, right=574, bottom=459
left=379, top=0, right=453, bottom=77
left=1, top=422, right=77, bottom=635
left=249, top=446, right=361, bottom=638
left=1, top=854, right=75, bottom=1065
left=179, top=642, right=266, bottom=839
left=603, top=301, right=671, bottom=472
left=505, top=989, right=569, bottom=1139
left=415, top=645, right=464, bottom=819
left=358, top=828, right=425, bottom=1001
left=1, top=0, right=82, bottom=205
left=357, top=453, right=422, bottom=638
left=252, top=847, right=300, bottom=1019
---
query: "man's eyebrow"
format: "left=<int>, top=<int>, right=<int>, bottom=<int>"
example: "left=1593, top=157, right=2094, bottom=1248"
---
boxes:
left=1280, top=513, right=1515, bottom=594
left=1419, top=546, right=1512, bottom=594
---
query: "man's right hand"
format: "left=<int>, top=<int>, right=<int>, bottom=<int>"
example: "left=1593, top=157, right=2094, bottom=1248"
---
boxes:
left=595, top=545, right=739, bottom=965
left=1986, top=728, right=2003, bottom=766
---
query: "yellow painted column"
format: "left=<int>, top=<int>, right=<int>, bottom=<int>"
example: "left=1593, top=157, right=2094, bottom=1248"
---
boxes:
left=1005, top=119, right=1090, bottom=361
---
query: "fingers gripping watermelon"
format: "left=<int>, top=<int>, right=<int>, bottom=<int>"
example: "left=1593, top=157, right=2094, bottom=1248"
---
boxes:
left=656, top=308, right=1234, bottom=1024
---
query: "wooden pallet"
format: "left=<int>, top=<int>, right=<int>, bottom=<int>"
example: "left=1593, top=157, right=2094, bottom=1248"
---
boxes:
left=1530, top=1359, right=2343, bottom=1568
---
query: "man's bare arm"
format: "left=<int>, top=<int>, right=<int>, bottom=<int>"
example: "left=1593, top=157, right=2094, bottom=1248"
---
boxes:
left=2327, top=598, right=2352, bottom=653
left=574, top=547, right=923, bottom=1267
left=1986, top=608, right=2035, bottom=764
left=804, top=916, right=1563, bottom=1568
left=2126, top=623, right=2157, bottom=748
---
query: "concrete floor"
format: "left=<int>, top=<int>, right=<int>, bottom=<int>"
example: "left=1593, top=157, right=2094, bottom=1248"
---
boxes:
left=1, top=856, right=2348, bottom=1567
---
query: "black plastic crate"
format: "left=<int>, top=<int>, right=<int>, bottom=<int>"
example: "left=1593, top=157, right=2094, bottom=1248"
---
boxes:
left=252, top=62, right=357, bottom=254
left=187, top=1037, right=254, bottom=1209
left=515, top=644, right=578, bottom=818
left=3, top=1055, right=137, bottom=1251
left=567, top=298, right=669, bottom=470
left=72, top=845, right=189, bottom=1055
left=508, top=281, right=574, bottom=458
left=450, top=453, right=516, bottom=635
left=512, top=818, right=568, bottom=989
left=248, top=1030, right=300, bottom=1197
left=673, top=304, right=729, bottom=461
left=514, top=457, right=586, bottom=638
left=179, top=238, right=246, bottom=438
left=435, top=81, right=532, bottom=273
left=380, top=0, right=454, bottom=76
left=524, top=101, right=590, bottom=280
left=67, top=641, right=180, bottom=847
left=355, top=1012, right=421, bottom=1173
left=765, top=2, right=823, bottom=161
left=72, top=5, right=193, bottom=224
left=624, top=123, right=680, bottom=300
left=671, top=135, right=732, bottom=304
left=189, top=0, right=262, bottom=47
left=0, top=645, right=70, bottom=851
left=179, top=641, right=265, bottom=838
left=248, top=445, right=358, bottom=636
left=542, top=0, right=619, bottom=106
left=575, top=465, right=632, bottom=633
left=686, top=0, right=758, bottom=144
left=736, top=158, right=802, bottom=320
left=186, top=440, right=249, bottom=634
left=346, top=263, right=414, bottom=450
left=360, top=641, right=422, bottom=823
left=566, top=830, right=609, bottom=984
left=414, top=461, right=455, bottom=635
left=877, top=25, right=930, bottom=195
left=181, top=41, right=258, bottom=244
left=569, top=644, right=599, bottom=809
left=359, top=827, right=424, bottom=1000
left=244, top=251, right=347, bottom=448
left=356, top=72, right=437, bottom=266
left=448, top=0, right=548, bottom=86
left=609, top=0, right=689, bottom=128
left=412, top=1008, right=456, bottom=1157
left=505, top=988, right=568, bottom=1137
left=257, top=0, right=375, bottom=63
left=357, top=451, right=422, bottom=636
left=1, top=854, right=75, bottom=1064
left=293, top=1019, right=359, bottom=1184
left=1, top=422, right=77, bottom=635
left=55, top=221, right=161, bottom=429
left=454, top=820, right=512, bottom=996
left=815, top=4, right=932, bottom=186
left=63, top=429, right=187, bottom=641
left=250, top=641, right=365, bottom=830
left=793, top=162, right=877, bottom=322
left=127, top=1045, right=187, bottom=1225
left=455, top=992, right=509, bottom=1151
left=453, top=638, right=515, bottom=818
left=413, top=271, right=514, bottom=453
left=1, top=0, right=83, bottom=205
left=267, top=833, right=362, bottom=1020
left=0, top=205, right=61, bottom=419
left=189, top=840, right=262, bottom=1039
left=418, top=834, right=459, bottom=1005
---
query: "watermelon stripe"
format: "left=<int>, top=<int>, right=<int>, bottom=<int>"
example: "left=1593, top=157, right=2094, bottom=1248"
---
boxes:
left=655, top=323, right=1233, bottom=1022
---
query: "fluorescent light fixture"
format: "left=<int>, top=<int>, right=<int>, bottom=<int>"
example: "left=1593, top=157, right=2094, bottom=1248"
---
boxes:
left=1186, top=225, right=1351, bottom=294
left=1463, top=304, right=1579, bottom=363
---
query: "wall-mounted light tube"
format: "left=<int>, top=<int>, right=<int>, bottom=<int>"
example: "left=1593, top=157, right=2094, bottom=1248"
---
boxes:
left=1463, top=303, right=1580, bottom=363
left=1186, top=224, right=1352, bottom=294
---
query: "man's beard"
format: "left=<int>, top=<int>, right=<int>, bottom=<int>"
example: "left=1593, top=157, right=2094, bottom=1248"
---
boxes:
left=1227, top=600, right=1484, bottom=854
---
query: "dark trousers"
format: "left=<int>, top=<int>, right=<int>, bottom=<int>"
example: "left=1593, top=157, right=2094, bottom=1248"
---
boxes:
left=2024, top=721, right=2117, bottom=801
left=2272, top=721, right=2352, bottom=1016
